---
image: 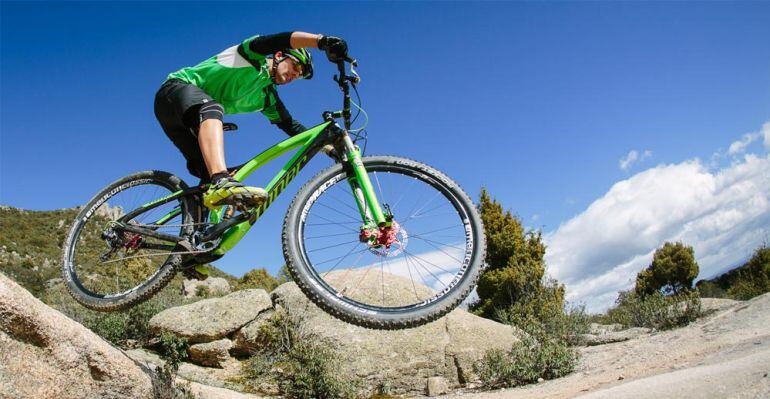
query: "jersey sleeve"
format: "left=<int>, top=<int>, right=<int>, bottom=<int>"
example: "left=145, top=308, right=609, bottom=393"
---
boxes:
left=244, top=32, right=293, bottom=56
left=261, top=86, right=307, bottom=136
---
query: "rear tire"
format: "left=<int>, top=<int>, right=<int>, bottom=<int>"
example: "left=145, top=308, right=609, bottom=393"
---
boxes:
left=282, top=156, right=486, bottom=329
left=61, top=170, right=194, bottom=311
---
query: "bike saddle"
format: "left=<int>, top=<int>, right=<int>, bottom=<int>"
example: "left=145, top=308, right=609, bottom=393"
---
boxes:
left=223, top=122, right=238, bottom=132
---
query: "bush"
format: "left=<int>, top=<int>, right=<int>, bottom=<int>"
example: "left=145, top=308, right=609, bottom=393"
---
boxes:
left=195, top=285, right=211, bottom=298
left=726, top=278, right=765, bottom=301
left=236, top=268, right=280, bottom=292
left=152, top=333, right=193, bottom=399
left=695, top=245, right=769, bottom=301
left=237, top=310, right=359, bottom=399
left=604, top=290, right=702, bottom=330
left=475, top=298, right=585, bottom=389
left=474, top=323, right=578, bottom=388
left=696, top=280, right=728, bottom=298
left=499, top=301, right=590, bottom=347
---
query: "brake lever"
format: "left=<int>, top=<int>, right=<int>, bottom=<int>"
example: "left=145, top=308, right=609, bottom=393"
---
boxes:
left=349, top=63, right=361, bottom=84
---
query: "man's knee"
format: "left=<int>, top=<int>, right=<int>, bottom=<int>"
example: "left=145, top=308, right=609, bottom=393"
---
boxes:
left=198, top=101, right=224, bottom=124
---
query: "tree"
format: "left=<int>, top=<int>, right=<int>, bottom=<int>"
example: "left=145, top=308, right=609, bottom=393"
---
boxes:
left=727, top=245, right=770, bottom=300
left=636, top=242, right=699, bottom=297
left=470, top=189, right=565, bottom=322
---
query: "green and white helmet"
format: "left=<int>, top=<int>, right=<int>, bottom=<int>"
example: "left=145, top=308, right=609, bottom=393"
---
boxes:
left=283, top=48, right=313, bottom=79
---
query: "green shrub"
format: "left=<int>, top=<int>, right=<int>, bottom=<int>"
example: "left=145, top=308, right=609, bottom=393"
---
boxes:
left=238, top=310, right=359, bottom=399
left=475, top=300, right=584, bottom=389
left=158, top=332, right=189, bottom=370
left=236, top=268, right=280, bottom=292
left=727, top=278, right=765, bottom=300
left=152, top=333, right=193, bottom=399
left=474, top=323, right=578, bottom=388
left=277, top=340, right=358, bottom=399
left=195, top=285, right=211, bottom=298
left=696, top=245, right=770, bottom=300
left=499, top=302, right=590, bottom=347
left=604, top=290, right=702, bottom=330
left=697, top=280, right=728, bottom=298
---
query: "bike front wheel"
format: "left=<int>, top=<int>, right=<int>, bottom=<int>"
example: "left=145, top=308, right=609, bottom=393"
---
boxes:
left=61, top=170, right=195, bottom=311
left=283, top=156, right=486, bottom=329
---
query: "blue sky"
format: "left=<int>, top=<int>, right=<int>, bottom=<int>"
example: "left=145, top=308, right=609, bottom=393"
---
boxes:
left=2, top=2, right=769, bottom=311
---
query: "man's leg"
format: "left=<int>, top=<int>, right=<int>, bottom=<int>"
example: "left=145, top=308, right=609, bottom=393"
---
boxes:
left=198, top=118, right=228, bottom=177
left=192, top=102, right=267, bottom=210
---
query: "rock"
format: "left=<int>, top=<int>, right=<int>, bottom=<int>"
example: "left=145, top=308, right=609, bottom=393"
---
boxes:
left=700, top=298, right=740, bottom=314
left=94, top=203, right=124, bottom=220
left=589, top=323, right=623, bottom=334
left=127, top=349, right=245, bottom=392
left=270, top=275, right=518, bottom=395
left=427, top=376, right=449, bottom=396
left=182, top=379, right=264, bottom=399
left=444, top=308, right=518, bottom=384
left=581, top=327, right=651, bottom=346
left=189, top=339, right=233, bottom=368
left=182, top=277, right=232, bottom=298
left=0, top=272, right=153, bottom=398
left=231, top=310, right=274, bottom=356
left=150, top=289, right=272, bottom=343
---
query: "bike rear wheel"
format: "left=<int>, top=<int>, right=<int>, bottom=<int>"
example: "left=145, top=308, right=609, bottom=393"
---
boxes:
left=61, top=170, right=195, bottom=311
left=283, top=156, right=485, bottom=329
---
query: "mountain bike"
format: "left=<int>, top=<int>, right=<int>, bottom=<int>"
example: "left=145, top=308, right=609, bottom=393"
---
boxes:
left=61, top=57, right=486, bottom=330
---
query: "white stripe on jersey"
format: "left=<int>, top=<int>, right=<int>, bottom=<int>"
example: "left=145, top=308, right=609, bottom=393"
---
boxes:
left=216, top=45, right=251, bottom=68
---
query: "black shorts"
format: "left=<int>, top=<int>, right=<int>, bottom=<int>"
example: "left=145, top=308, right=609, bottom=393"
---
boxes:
left=154, top=78, right=214, bottom=181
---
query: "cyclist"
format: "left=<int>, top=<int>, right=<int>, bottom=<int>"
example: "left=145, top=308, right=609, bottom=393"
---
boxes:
left=154, top=31, right=348, bottom=212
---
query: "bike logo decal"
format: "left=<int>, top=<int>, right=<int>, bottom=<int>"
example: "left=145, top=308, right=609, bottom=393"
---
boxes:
left=254, top=155, right=309, bottom=219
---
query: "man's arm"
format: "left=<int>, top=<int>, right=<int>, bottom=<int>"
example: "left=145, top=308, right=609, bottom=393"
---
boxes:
left=248, top=32, right=322, bottom=55
left=262, top=86, right=306, bottom=136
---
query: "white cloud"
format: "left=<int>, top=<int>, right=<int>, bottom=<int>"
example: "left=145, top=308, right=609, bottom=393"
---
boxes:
left=619, top=149, right=652, bottom=171
left=763, top=121, right=770, bottom=150
left=728, top=132, right=760, bottom=155
left=546, top=128, right=770, bottom=312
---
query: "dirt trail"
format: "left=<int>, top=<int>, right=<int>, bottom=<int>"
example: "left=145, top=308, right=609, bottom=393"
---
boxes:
left=438, top=294, right=770, bottom=399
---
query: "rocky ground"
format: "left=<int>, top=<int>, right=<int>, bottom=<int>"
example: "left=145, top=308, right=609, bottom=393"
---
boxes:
left=438, top=297, right=770, bottom=399
left=2, top=269, right=769, bottom=398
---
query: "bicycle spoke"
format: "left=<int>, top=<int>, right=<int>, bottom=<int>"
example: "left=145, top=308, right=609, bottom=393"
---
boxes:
left=307, top=239, right=360, bottom=254
left=409, top=235, right=466, bottom=251
left=315, top=201, right=361, bottom=223
left=312, top=246, right=370, bottom=267
left=403, top=249, right=450, bottom=291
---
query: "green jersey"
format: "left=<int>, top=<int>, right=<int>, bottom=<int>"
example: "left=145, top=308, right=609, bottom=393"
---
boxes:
left=167, top=35, right=285, bottom=122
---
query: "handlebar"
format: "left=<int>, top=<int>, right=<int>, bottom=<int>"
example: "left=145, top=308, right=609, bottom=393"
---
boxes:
left=331, top=56, right=359, bottom=130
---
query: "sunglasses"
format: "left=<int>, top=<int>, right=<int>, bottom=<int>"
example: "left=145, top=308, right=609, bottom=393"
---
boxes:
left=285, top=54, right=312, bottom=79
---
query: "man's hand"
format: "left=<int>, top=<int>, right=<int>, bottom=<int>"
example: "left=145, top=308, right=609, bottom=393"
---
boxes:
left=318, top=35, right=348, bottom=62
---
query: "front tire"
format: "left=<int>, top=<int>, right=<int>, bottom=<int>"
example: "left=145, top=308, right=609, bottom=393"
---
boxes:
left=283, top=156, right=486, bottom=329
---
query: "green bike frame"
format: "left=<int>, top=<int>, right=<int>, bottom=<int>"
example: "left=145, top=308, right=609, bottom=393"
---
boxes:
left=130, top=119, right=388, bottom=258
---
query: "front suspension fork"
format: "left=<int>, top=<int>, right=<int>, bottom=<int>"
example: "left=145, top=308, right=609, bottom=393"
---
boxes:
left=340, top=134, right=391, bottom=229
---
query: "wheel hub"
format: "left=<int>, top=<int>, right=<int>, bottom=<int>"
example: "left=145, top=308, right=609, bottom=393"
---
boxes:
left=361, top=221, right=408, bottom=257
